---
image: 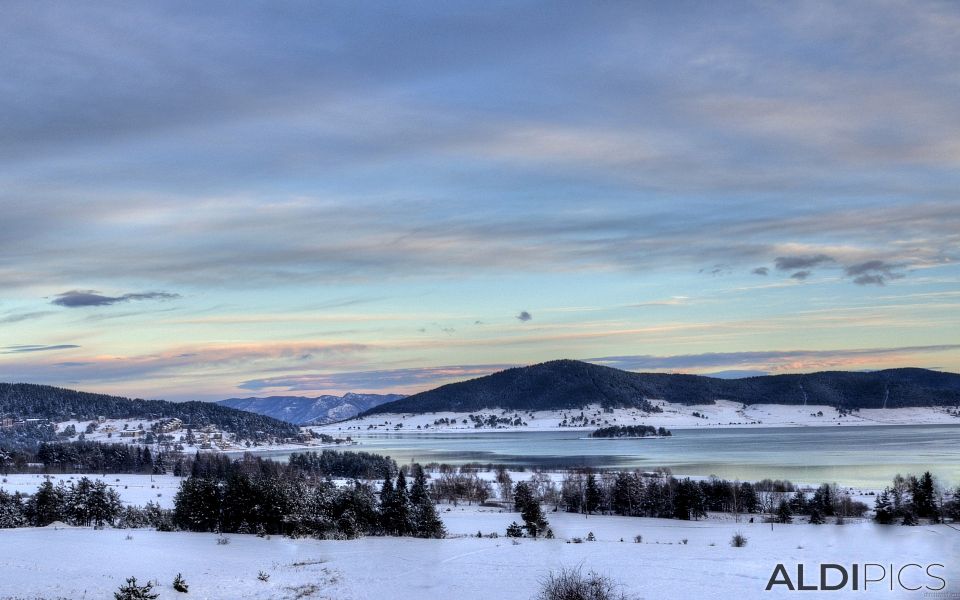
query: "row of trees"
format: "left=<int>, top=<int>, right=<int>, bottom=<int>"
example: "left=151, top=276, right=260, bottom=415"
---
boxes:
left=543, top=471, right=872, bottom=522
left=0, top=477, right=123, bottom=528
left=173, top=462, right=445, bottom=539
left=874, top=471, right=960, bottom=524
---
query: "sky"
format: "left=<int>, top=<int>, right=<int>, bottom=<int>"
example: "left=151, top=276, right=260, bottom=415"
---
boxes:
left=1, top=1, right=958, bottom=401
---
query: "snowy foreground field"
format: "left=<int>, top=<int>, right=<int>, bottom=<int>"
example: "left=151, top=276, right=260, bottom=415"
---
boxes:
left=315, top=401, right=960, bottom=434
left=1, top=509, right=956, bottom=600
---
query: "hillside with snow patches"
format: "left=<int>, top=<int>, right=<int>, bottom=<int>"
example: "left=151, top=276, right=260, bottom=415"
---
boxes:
left=362, top=360, right=960, bottom=417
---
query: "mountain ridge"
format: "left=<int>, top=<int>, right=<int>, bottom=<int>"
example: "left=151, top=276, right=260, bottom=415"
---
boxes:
left=217, top=393, right=404, bottom=425
left=0, top=382, right=302, bottom=448
left=362, top=360, right=960, bottom=416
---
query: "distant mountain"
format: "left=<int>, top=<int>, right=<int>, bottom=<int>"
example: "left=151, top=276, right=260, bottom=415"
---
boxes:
left=0, top=382, right=302, bottom=449
left=363, top=359, right=960, bottom=415
left=217, top=393, right=405, bottom=425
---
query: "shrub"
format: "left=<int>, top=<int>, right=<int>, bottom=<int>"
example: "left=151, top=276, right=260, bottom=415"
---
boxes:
left=216, top=536, right=230, bottom=545
left=536, top=567, right=632, bottom=600
left=506, top=522, right=524, bottom=537
left=731, top=532, right=748, bottom=547
left=257, top=570, right=270, bottom=582
left=173, top=573, right=188, bottom=593
left=633, top=535, right=642, bottom=543
left=114, top=576, right=159, bottom=600
left=586, top=531, right=596, bottom=541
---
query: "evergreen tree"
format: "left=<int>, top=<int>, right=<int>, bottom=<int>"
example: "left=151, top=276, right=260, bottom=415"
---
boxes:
left=114, top=576, right=159, bottom=600
left=506, top=521, right=524, bottom=537
left=811, top=484, right=835, bottom=516
left=776, top=499, right=793, bottom=524
left=410, top=465, right=445, bottom=538
left=874, top=489, right=895, bottom=524
left=173, top=477, right=222, bottom=532
left=808, top=507, right=825, bottom=524
left=27, top=480, right=65, bottom=526
left=913, top=471, right=937, bottom=519
left=584, top=473, right=602, bottom=515
left=514, top=481, right=548, bottom=537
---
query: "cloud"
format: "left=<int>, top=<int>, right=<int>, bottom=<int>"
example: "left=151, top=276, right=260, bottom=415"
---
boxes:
left=0, top=311, right=54, bottom=324
left=239, top=364, right=513, bottom=392
left=790, top=270, right=811, bottom=281
left=516, top=310, right=532, bottom=322
left=236, top=343, right=960, bottom=393
left=52, top=290, right=180, bottom=308
left=751, top=267, right=769, bottom=276
left=588, top=345, right=960, bottom=372
left=845, top=260, right=905, bottom=286
left=774, top=254, right=834, bottom=271
left=0, top=342, right=369, bottom=382
left=2, top=344, right=80, bottom=354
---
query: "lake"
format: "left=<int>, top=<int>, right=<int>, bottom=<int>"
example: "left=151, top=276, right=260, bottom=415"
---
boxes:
left=260, top=424, right=960, bottom=488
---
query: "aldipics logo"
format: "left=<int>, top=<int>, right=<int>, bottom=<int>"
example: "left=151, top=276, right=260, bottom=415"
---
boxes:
left=765, top=563, right=948, bottom=592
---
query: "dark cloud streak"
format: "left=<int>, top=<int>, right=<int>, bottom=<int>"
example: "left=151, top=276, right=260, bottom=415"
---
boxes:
left=52, top=290, right=180, bottom=308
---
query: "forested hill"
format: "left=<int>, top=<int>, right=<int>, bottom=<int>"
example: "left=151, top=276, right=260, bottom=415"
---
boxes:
left=363, top=360, right=960, bottom=415
left=0, top=383, right=301, bottom=441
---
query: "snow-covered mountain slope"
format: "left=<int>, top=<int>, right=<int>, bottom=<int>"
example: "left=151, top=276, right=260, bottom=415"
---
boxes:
left=217, top=393, right=404, bottom=425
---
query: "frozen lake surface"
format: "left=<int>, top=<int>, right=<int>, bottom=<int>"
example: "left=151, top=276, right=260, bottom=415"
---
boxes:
left=265, top=424, right=960, bottom=487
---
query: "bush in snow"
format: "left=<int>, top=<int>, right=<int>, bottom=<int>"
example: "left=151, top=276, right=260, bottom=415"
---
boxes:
left=730, top=532, right=748, bottom=547
left=173, top=573, right=188, bottom=593
left=506, top=521, right=524, bottom=537
left=536, top=567, right=632, bottom=600
left=257, top=570, right=270, bottom=582
left=114, top=576, right=159, bottom=600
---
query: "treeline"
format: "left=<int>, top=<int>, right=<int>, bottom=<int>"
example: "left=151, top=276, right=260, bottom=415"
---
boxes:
left=533, top=471, right=871, bottom=522
left=174, top=462, right=444, bottom=539
left=590, top=425, right=671, bottom=438
left=0, top=441, right=186, bottom=476
left=0, top=382, right=302, bottom=444
left=0, top=477, right=123, bottom=528
left=288, top=450, right=396, bottom=479
left=874, top=471, right=960, bottom=525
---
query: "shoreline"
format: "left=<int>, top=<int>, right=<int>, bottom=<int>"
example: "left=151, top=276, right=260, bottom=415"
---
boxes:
left=310, top=401, right=960, bottom=435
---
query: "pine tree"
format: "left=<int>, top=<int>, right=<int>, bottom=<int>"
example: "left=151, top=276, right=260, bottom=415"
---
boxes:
left=913, top=471, right=937, bottom=519
left=776, top=499, right=793, bottom=523
left=808, top=507, right=825, bottom=524
left=172, top=573, right=188, bottom=593
left=27, top=480, right=65, bottom=526
left=410, top=465, right=445, bottom=538
left=114, top=576, right=159, bottom=600
left=506, top=521, right=524, bottom=537
left=514, top=481, right=548, bottom=537
left=584, top=474, right=601, bottom=515
left=874, top=489, right=894, bottom=524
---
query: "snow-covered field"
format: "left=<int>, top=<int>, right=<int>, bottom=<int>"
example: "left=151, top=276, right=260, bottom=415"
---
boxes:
left=313, top=400, right=960, bottom=434
left=0, top=472, right=184, bottom=508
left=0, top=509, right=955, bottom=599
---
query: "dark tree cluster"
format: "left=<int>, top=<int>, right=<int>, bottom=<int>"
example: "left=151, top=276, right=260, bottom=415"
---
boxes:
left=874, top=471, right=957, bottom=525
left=0, top=477, right=124, bottom=528
left=35, top=441, right=175, bottom=474
left=288, top=450, right=396, bottom=480
left=513, top=481, right=548, bottom=536
left=590, top=425, right=671, bottom=438
left=553, top=471, right=867, bottom=524
left=173, top=459, right=445, bottom=539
